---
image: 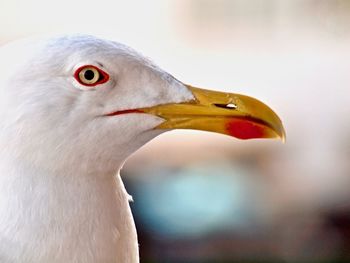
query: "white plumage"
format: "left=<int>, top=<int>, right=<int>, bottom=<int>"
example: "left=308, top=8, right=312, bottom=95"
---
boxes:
left=0, top=35, right=284, bottom=263
left=0, top=35, right=193, bottom=263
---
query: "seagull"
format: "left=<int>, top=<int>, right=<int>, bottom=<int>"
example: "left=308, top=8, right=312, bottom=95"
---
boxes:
left=0, top=35, right=285, bottom=263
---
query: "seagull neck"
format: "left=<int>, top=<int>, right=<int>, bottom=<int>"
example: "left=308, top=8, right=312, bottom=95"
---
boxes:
left=0, top=155, right=139, bottom=262
left=0, top=152, right=128, bottom=194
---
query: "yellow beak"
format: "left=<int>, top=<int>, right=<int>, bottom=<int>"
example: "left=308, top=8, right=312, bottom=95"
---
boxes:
left=141, top=85, right=285, bottom=141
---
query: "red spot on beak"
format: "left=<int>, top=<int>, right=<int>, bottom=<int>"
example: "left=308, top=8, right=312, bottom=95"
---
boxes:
left=226, top=119, right=266, bottom=140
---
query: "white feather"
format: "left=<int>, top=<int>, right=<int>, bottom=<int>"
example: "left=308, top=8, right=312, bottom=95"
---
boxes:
left=0, top=35, right=194, bottom=262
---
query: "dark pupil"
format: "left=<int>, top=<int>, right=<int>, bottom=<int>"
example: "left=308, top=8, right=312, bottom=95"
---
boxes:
left=84, top=70, right=95, bottom=81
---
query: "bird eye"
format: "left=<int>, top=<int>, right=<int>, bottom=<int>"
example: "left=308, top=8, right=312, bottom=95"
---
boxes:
left=74, top=65, right=109, bottom=87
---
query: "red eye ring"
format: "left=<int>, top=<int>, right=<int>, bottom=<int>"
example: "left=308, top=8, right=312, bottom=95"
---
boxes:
left=74, top=65, right=110, bottom=87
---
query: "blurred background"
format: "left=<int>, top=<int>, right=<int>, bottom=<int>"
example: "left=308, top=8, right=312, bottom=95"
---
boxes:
left=1, top=0, right=350, bottom=262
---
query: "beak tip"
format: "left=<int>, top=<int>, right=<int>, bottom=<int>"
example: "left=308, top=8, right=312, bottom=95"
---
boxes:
left=275, top=124, right=286, bottom=143
left=281, top=131, right=287, bottom=143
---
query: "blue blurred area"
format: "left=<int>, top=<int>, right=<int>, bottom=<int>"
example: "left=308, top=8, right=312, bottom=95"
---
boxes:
left=131, top=163, right=255, bottom=238
left=125, top=151, right=350, bottom=262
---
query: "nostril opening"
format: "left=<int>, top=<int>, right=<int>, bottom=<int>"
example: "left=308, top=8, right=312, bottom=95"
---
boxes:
left=214, top=103, right=237, bottom=110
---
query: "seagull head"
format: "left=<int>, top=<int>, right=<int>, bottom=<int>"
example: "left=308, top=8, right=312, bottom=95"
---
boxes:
left=0, top=35, right=284, bottom=173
